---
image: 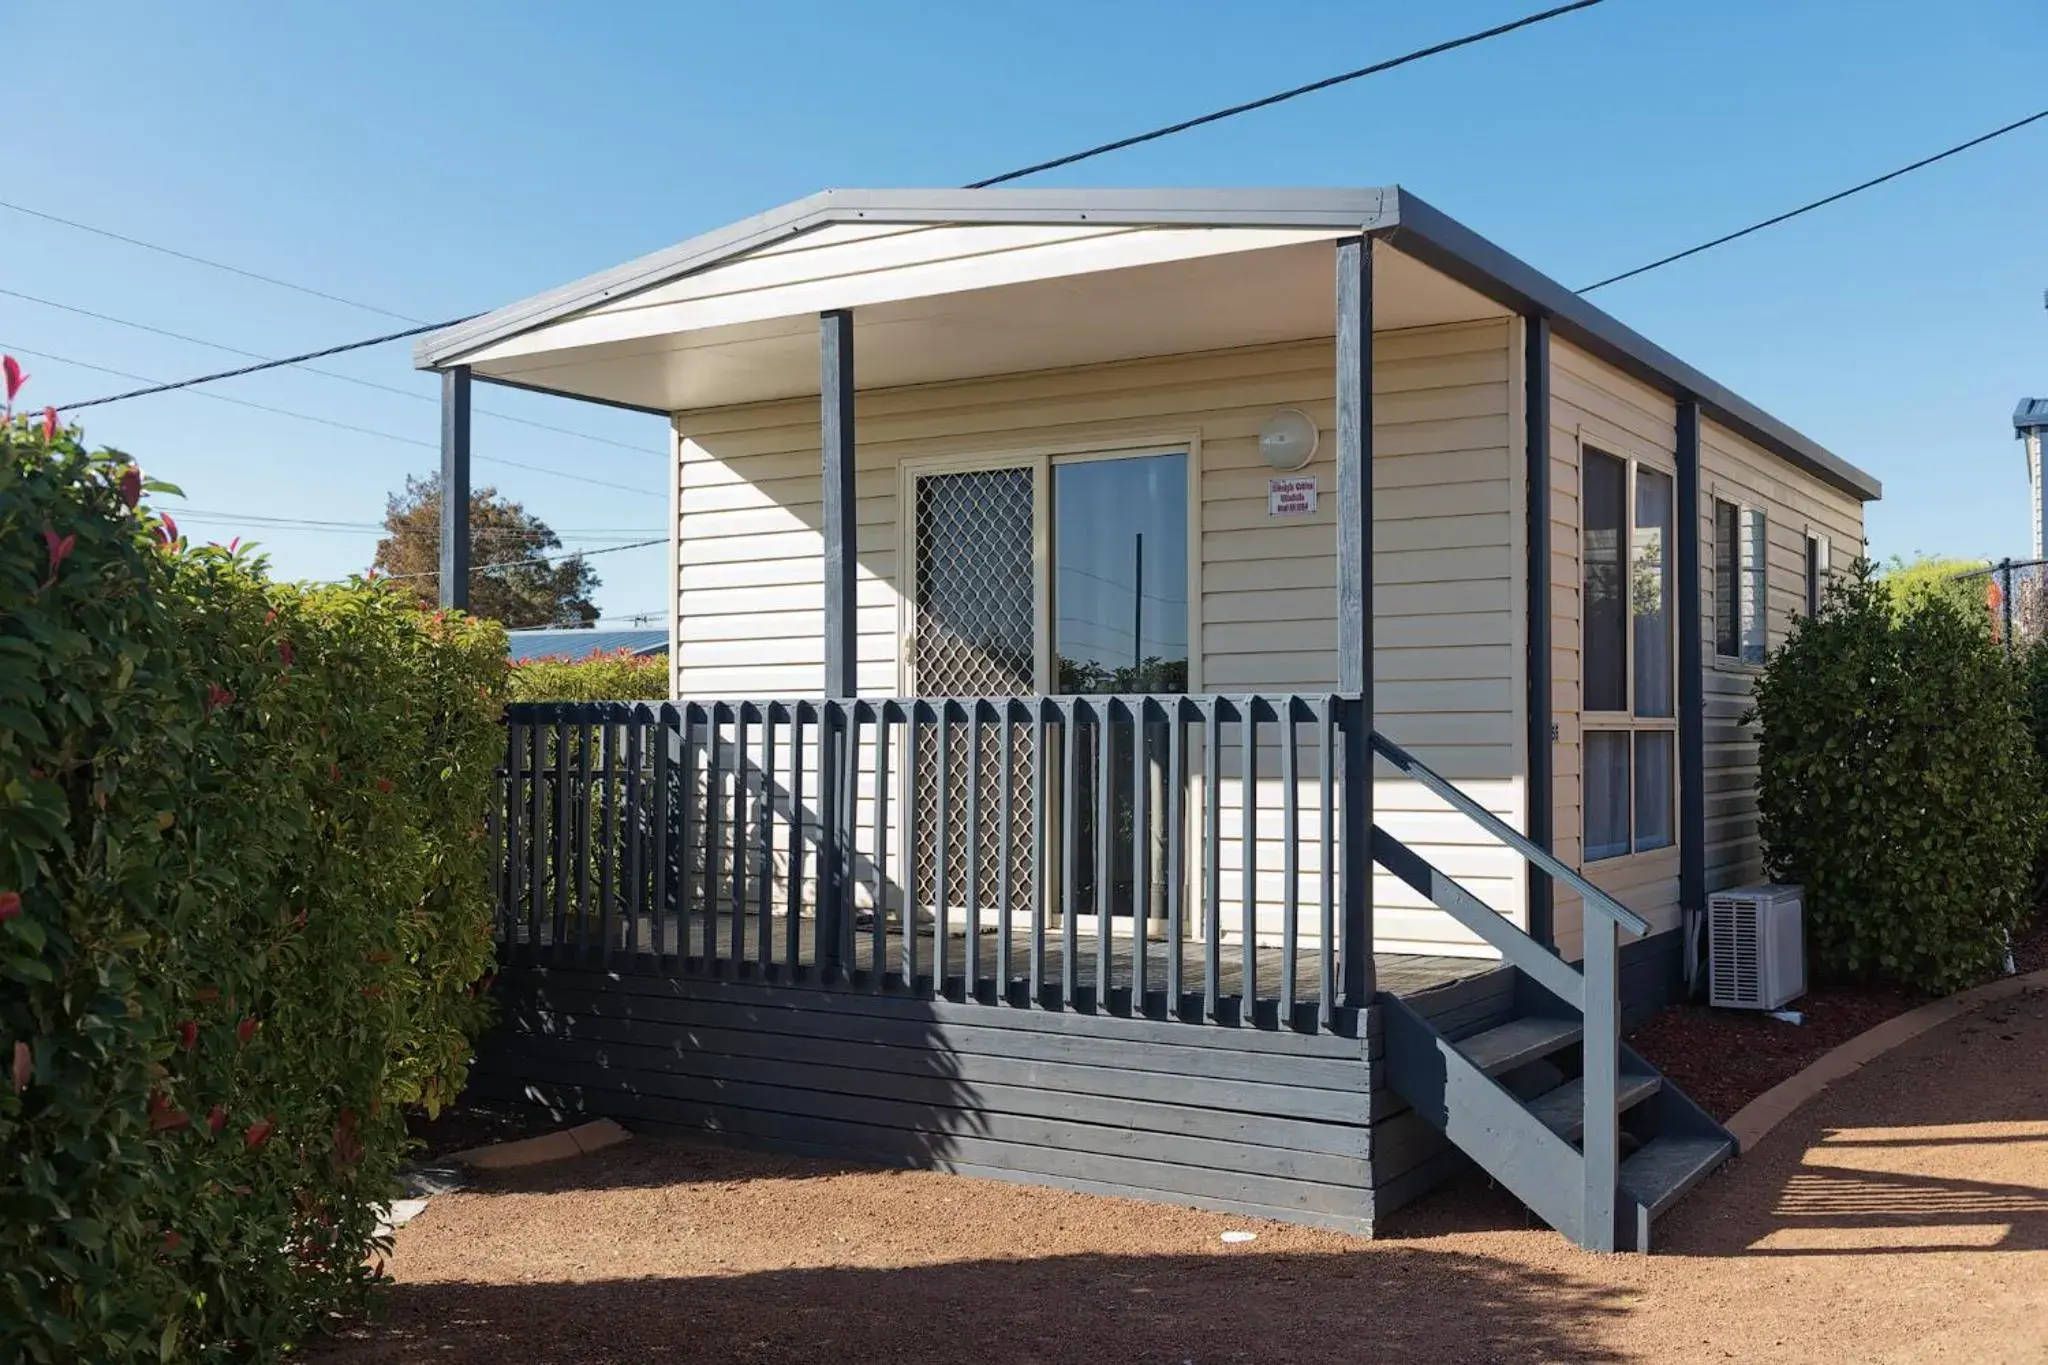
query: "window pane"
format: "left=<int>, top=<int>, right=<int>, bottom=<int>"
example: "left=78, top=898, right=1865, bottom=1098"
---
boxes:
left=1805, top=534, right=1829, bottom=618
left=1052, top=452, right=1189, bottom=694
left=1740, top=507, right=1768, bottom=663
left=1583, top=451, right=1628, bottom=711
left=1714, top=500, right=1739, bottom=657
left=1585, top=731, right=1631, bottom=861
left=1633, top=468, right=1673, bottom=717
left=1633, top=731, right=1674, bottom=852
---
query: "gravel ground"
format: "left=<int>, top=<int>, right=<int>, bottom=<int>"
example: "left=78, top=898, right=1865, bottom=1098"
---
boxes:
left=318, top=983, right=2048, bottom=1365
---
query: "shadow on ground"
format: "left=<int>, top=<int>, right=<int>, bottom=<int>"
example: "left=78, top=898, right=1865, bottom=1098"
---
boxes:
left=318, top=1246, right=1628, bottom=1365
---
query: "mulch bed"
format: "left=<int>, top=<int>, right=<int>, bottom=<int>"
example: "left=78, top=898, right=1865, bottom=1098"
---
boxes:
left=1628, top=906, right=2048, bottom=1121
left=405, top=1096, right=564, bottom=1162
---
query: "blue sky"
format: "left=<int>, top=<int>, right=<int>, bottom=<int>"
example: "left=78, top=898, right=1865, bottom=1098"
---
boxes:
left=8, top=0, right=2047, bottom=619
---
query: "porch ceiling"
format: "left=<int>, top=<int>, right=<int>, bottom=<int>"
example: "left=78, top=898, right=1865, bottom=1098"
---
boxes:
left=449, top=234, right=1506, bottom=412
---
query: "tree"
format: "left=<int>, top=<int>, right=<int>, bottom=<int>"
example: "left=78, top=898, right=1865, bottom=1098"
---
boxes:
left=1876, top=552, right=1989, bottom=620
left=372, top=474, right=600, bottom=628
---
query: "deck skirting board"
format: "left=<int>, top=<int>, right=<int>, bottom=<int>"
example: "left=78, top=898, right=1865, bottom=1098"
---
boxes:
left=475, top=963, right=1523, bottom=1235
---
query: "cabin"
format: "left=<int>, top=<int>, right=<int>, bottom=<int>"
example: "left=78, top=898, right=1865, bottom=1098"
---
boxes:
left=418, top=187, right=1881, bottom=1252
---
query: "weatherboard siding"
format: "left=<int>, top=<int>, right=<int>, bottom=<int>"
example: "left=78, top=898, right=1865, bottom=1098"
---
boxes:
left=667, top=321, right=1524, bottom=956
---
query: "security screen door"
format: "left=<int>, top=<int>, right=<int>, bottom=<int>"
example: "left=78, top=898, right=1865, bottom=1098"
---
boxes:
left=907, top=450, right=1189, bottom=926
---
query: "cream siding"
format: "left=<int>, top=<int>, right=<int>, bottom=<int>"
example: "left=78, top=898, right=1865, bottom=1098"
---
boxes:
left=670, top=321, right=1524, bottom=956
left=1546, top=339, right=1682, bottom=963
left=1698, top=421, right=1864, bottom=891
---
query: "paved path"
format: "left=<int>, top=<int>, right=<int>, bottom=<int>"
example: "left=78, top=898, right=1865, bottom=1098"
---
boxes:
left=320, top=982, right=2048, bottom=1364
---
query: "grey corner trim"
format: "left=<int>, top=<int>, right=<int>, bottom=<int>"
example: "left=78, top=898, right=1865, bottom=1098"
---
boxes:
left=412, top=187, right=1399, bottom=371
left=1381, top=190, right=1882, bottom=504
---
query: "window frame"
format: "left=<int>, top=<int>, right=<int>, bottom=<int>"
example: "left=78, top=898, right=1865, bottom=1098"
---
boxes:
left=1579, top=443, right=1679, bottom=863
left=1712, top=495, right=1769, bottom=668
left=1804, top=530, right=1831, bottom=619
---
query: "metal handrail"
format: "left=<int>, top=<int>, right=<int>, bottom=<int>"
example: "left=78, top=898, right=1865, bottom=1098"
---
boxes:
left=1369, top=730, right=1651, bottom=938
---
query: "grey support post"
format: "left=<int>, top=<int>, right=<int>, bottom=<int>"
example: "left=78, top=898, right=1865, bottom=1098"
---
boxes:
left=1525, top=316, right=1554, bottom=951
left=1335, top=236, right=1375, bottom=1008
left=439, top=365, right=472, bottom=610
left=1676, top=400, right=1705, bottom=978
left=819, top=311, right=857, bottom=979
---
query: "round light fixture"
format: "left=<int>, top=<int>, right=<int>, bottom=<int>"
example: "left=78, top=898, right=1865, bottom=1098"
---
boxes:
left=1259, top=408, right=1319, bottom=472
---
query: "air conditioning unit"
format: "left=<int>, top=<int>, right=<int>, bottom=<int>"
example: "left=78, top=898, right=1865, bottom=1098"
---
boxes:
left=1708, top=884, right=1806, bottom=1010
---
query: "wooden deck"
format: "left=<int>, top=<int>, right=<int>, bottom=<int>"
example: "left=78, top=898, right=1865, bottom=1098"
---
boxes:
left=517, top=908, right=1495, bottom=1004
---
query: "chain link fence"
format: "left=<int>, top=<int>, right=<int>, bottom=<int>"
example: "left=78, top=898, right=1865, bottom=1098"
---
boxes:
left=1952, top=557, right=2048, bottom=654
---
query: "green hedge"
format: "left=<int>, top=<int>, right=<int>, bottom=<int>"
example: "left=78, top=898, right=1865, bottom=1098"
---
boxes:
left=1, top=406, right=506, bottom=1361
left=510, top=647, right=667, bottom=702
left=1751, top=560, right=2044, bottom=995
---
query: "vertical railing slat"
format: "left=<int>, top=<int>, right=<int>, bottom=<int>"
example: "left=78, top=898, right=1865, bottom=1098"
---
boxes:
left=787, top=704, right=805, bottom=975
left=1319, top=697, right=1337, bottom=1031
left=626, top=709, right=646, bottom=965
left=900, top=707, right=920, bottom=992
left=1030, top=702, right=1048, bottom=1004
left=1584, top=915, right=1621, bottom=1252
left=1165, top=703, right=1185, bottom=1013
left=933, top=704, right=951, bottom=996
left=965, top=702, right=984, bottom=999
left=527, top=722, right=546, bottom=962
left=1060, top=701, right=1079, bottom=1010
left=502, top=717, right=523, bottom=961
left=704, top=705, right=724, bottom=972
left=653, top=704, right=673, bottom=967
left=552, top=716, right=571, bottom=950
left=1131, top=699, right=1150, bottom=1010
left=757, top=706, right=775, bottom=973
left=1203, top=702, right=1222, bottom=1021
left=679, top=706, right=698, bottom=969
left=1241, top=699, right=1258, bottom=1014
left=997, top=704, right=1015, bottom=1002
left=574, top=715, right=593, bottom=963
left=870, top=707, right=890, bottom=987
left=1281, top=697, right=1300, bottom=1025
left=1094, top=700, right=1113, bottom=1004
left=731, top=706, right=750, bottom=969
left=598, top=712, right=618, bottom=966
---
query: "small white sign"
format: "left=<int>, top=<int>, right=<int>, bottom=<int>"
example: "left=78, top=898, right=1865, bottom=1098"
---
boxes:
left=1268, top=475, right=1318, bottom=517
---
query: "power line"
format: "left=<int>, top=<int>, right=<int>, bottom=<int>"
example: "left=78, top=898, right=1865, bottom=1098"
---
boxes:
left=0, top=198, right=425, bottom=323
left=1, top=286, right=655, bottom=455
left=969, top=0, right=1607, bottom=187
left=46, top=317, right=473, bottom=414
left=37, top=3, right=1608, bottom=415
left=4, top=343, right=656, bottom=495
left=1579, top=106, right=2048, bottom=294
left=170, top=506, right=662, bottom=535
left=373, top=536, right=667, bottom=583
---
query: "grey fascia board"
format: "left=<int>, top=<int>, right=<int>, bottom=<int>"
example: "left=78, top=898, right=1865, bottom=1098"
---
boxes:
left=412, top=187, right=1397, bottom=370
left=1382, top=189, right=1882, bottom=503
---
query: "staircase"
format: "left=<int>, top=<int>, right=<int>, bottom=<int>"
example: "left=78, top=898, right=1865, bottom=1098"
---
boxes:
left=1370, top=733, right=1736, bottom=1253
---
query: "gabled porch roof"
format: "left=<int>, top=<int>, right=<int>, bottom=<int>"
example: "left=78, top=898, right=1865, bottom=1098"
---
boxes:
left=417, top=186, right=1880, bottom=501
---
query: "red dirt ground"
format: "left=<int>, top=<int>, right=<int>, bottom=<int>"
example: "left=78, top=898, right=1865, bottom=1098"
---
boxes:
left=318, top=982, right=2048, bottom=1365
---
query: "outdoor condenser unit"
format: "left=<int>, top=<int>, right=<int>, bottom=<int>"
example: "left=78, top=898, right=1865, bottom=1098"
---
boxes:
left=1707, top=884, right=1806, bottom=1010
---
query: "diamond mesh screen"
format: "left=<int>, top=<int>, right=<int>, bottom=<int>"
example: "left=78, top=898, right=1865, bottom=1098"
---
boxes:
left=911, top=469, right=1036, bottom=922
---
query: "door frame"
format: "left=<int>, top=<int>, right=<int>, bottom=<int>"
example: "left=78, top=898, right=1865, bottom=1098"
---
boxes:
left=894, top=430, right=1205, bottom=696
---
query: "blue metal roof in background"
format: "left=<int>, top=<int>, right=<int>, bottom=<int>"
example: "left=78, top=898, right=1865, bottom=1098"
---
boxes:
left=506, top=628, right=668, bottom=663
left=2016, top=398, right=2048, bottom=436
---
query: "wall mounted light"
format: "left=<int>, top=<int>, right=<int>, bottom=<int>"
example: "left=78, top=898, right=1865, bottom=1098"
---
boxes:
left=1259, top=408, right=1319, bottom=472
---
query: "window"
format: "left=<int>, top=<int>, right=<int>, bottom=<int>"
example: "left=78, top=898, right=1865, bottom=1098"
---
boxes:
left=1805, top=533, right=1831, bottom=618
left=1714, top=498, right=1767, bottom=663
left=1583, top=448, right=1677, bottom=860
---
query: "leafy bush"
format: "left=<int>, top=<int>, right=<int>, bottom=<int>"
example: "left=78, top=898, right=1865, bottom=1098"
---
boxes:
left=1751, top=559, right=2044, bottom=995
left=510, top=647, right=667, bottom=702
left=1, top=390, right=506, bottom=1362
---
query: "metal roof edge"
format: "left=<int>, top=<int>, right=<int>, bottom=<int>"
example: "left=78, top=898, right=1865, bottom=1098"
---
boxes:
left=1380, top=189, right=1882, bottom=503
left=412, top=187, right=1399, bottom=370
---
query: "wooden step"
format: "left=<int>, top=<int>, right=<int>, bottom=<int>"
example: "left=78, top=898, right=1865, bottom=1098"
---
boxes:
left=1524, top=1070, right=1662, bottom=1144
left=1621, top=1133, right=1736, bottom=1224
left=1457, top=1016, right=1582, bottom=1075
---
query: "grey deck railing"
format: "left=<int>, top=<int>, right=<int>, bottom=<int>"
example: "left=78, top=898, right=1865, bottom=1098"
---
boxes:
left=495, top=694, right=1371, bottom=1031
left=1369, top=730, right=1651, bottom=1254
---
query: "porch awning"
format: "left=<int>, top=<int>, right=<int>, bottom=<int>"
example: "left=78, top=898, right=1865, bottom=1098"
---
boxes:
left=416, top=187, right=1880, bottom=502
